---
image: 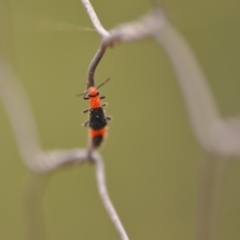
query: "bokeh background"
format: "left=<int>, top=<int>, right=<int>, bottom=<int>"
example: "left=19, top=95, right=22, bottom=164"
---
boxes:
left=1, top=0, right=240, bottom=239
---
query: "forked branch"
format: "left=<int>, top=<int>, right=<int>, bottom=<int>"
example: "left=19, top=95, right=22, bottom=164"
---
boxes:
left=0, top=59, right=129, bottom=240
left=81, top=0, right=165, bottom=88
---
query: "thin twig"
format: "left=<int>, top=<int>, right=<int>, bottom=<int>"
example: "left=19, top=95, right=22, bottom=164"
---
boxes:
left=0, top=59, right=128, bottom=240
left=81, top=0, right=165, bottom=90
left=87, top=45, right=107, bottom=88
left=25, top=150, right=130, bottom=240
left=209, top=159, right=228, bottom=240
left=80, top=4, right=168, bottom=238
left=81, top=0, right=109, bottom=37
left=35, top=150, right=130, bottom=240
left=23, top=173, right=49, bottom=240
left=0, top=3, right=168, bottom=240
left=197, top=154, right=216, bottom=240
left=93, top=152, right=130, bottom=240
left=80, top=0, right=109, bottom=88
left=197, top=155, right=228, bottom=240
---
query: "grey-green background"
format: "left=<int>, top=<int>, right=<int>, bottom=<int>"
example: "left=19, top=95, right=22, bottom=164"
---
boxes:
left=1, top=0, right=240, bottom=239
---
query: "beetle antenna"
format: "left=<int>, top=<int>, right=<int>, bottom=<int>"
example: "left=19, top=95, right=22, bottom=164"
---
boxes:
left=97, top=77, right=111, bottom=90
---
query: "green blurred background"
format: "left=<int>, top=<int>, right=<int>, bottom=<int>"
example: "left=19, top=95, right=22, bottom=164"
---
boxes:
left=1, top=0, right=240, bottom=239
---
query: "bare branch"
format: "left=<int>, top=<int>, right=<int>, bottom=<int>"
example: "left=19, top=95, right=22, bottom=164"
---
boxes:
left=87, top=45, right=107, bottom=88
left=93, top=152, right=130, bottom=240
left=33, top=149, right=87, bottom=173
left=35, top=149, right=130, bottom=240
left=152, top=11, right=240, bottom=158
left=106, top=8, right=165, bottom=44
left=23, top=173, right=49, bottom=240
left=0, top=59, right=41, bottom=168
left=209, top=159, right=228, bottom=240
left=0, top=59, right=128, bottom=240
left=152, top=10, right=240, bottom=240
left=152, top=19, right=221, bottom=152
left=79, top=6, right=167, bottom=238
left=81, top=2, right=240, bottom=240
left=85, top=5, right=166, bottom=89
left=197, top=154, right=215, bottom=240
left=80, top=0, right=109, bottom=37
left=24, top=150, right=130, bottom=240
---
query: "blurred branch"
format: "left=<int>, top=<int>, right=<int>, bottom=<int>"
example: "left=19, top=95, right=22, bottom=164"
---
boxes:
left=152, top=11, right=240, bottom=240
left=197, top=155, right=228, bottom=240
left=0, top=59, right=128, bottom=239
left=82, top=1, right=240, bottom=239
left=0, top=60, right=41, bottom=169
left=1, top=0, right=236, bottom=239
left=81, top=0, right=165, bottom=88
left=23, top=173, right=49, bottom=240
left=80, top=4, right=167, bottom=238
left=209, top=159, right=228, bottom=240
left=153, top=12, right=240, bottom=157
left=197, top=154, right=215, bottom=240
left=153, top=20, right=220, bottom=153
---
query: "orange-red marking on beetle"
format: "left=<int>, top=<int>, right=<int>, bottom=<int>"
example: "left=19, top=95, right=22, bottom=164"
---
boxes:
left=79, top=78, right=111, bottom=148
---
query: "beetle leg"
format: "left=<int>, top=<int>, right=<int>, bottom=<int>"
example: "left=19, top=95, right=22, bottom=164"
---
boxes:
left=82, top=108, right=90, bottom=113
left=82, top=120, right=90, bottom=127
